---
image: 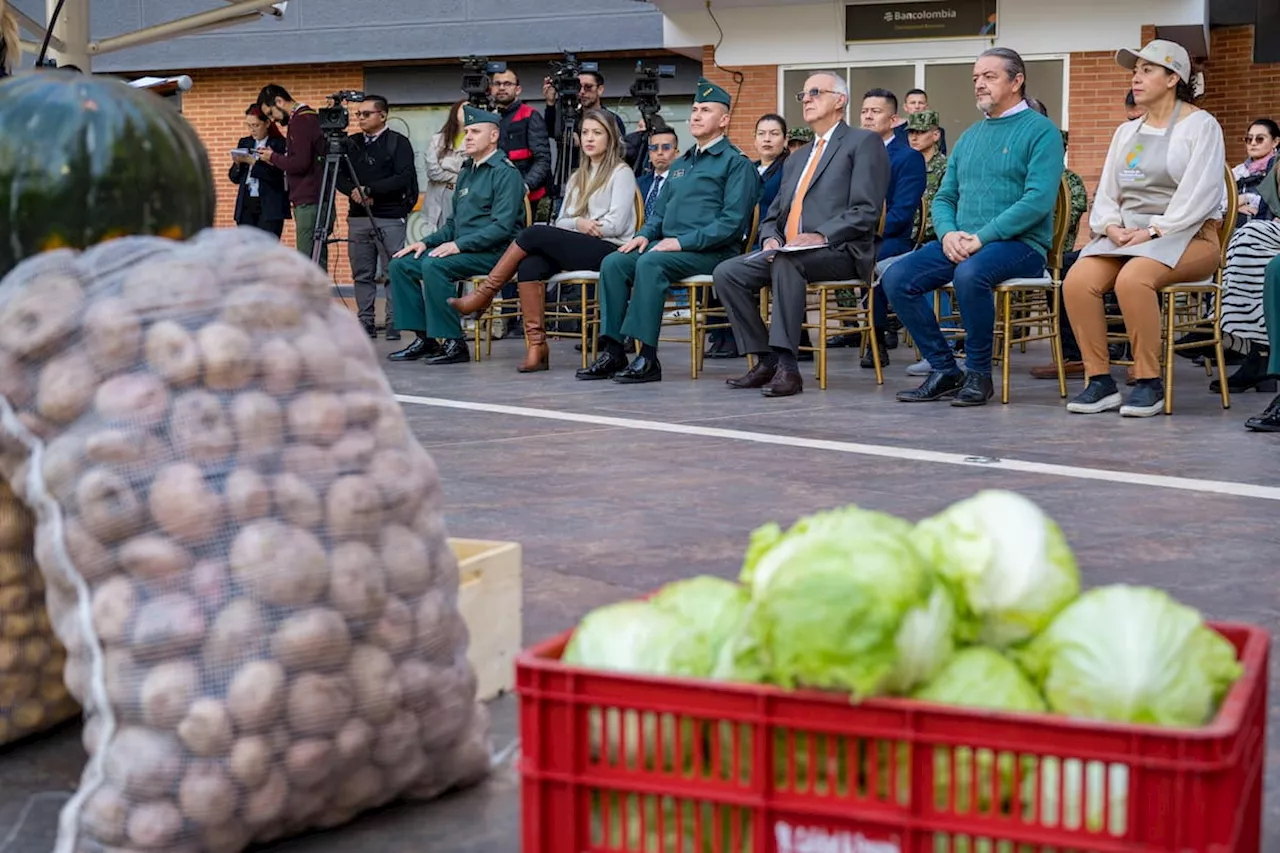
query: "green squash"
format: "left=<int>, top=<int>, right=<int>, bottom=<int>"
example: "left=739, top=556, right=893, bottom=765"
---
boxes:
left=0, top=71, right=216, bottom=278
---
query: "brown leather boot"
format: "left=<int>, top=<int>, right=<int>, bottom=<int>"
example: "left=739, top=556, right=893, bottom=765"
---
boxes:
left=447, top=242, right=527, bottom=315
left=517, top=281, right=549, bottom=373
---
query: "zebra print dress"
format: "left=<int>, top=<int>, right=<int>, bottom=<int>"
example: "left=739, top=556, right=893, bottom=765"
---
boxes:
left=1220, top=219, right=1280, bottom=345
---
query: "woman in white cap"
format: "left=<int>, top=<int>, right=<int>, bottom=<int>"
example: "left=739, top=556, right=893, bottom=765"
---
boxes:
left=1062, top=39, right=1226, bottom=418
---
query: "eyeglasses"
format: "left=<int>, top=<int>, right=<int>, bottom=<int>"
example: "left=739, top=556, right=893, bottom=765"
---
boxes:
left=795, top=88, right=839, bottom=102
left=648, top=143, right=674, bottom=152
left=580, top=83, right=599, bottom=92
left=354, top=110, right=383, bottom=118
left=1243, top=134, right=1273, bottom=144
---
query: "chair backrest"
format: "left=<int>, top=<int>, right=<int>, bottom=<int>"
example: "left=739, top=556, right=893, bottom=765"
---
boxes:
left=1044, top=175, right=1072, bottom=276
left=743, top=206, right=760, bottom=254
left=913, top=197, right=930, bottom=250
left=633, top=186, right=645, bottom=230
left=1216, top=162, right=1239, bottom=271
left=523, top=194, right=534, bottom=228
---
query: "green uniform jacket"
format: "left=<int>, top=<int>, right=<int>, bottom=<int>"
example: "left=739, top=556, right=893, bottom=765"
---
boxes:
left=640, top=137, right=760, bottom=253
left=914, top=150, right=948, bottom=244
left=424, top=151, right=526, bottom=253
left=1064, top=168, right=1088, bottom=251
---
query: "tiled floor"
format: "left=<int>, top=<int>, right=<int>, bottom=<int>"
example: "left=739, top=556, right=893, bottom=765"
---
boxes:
left=2, top=332, right=1276, bottom=851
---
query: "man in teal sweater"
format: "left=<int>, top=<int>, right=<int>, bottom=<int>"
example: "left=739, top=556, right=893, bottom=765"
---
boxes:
left=880, top=48, right=1064, bottom=406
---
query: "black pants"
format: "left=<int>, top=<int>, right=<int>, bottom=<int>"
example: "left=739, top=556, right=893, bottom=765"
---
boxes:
left=237, top=196, right=284, bottom=239
left=514, top=224, right=618, bottom=281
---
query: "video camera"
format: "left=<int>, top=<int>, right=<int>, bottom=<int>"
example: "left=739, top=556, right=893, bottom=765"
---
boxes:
left=630, top=62, right=675, bottom=131
left=319, top=90, right=366, bottom=135
left=547, top=52, right=599, bottom=116
left=461, top=56, right=507, bottom=109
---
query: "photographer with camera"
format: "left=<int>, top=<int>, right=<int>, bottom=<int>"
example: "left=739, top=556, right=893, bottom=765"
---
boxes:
left=257, top=83, right=330, bottom=271
left=490, top=70, right=552, bottom=205
left=543, top=66, right=627, bottom=175
left=334, top=94, right=417, bottom=339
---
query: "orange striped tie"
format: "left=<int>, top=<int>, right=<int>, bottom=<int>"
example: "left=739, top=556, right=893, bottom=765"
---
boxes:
left=785, top=138, right=825, bottom=243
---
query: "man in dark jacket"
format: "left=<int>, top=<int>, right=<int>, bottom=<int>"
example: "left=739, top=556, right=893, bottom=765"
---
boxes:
left=336, top=95, right=416, bottom=339
left=257, top=83, right=330, bottom=271
left=490, top=70, right=551, bottom=205
left=542, top=69, right=628, bottom=180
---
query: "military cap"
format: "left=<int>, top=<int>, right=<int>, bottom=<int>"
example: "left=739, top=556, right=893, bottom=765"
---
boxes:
left=787, top=127, right=814, bottom=143
left=463, top=104, right=502, bottom=127
left=906, top=110, right=940, bottom=132
left=693, top=77, right=732, bottom=107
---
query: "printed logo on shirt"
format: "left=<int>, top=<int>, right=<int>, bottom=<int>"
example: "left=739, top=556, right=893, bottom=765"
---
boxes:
left=459, top=187, right=469, bottom=197
left=670, top=169, right=686, bottom=179
left=1119, top=144, right=1147, bottom=183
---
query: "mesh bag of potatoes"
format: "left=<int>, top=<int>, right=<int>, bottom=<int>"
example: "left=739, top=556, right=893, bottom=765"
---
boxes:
left=0, top=479, right=81, bottom=746
left=0, top=228, right=492, bottom=853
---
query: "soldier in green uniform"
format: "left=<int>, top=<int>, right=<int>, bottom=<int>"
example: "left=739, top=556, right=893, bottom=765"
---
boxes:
left=907, top=110, right=948, bottom=245
left=386, top=104, right=526, bottom=365
left=1061, top=131, right=1089, bottom=251
left=576, top=78, right=759, bottom=384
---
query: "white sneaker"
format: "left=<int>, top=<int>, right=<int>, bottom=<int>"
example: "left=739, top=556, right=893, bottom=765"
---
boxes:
left=905, top=358, right=932, bottom=376
left=664, top=308, right=690, bottom=320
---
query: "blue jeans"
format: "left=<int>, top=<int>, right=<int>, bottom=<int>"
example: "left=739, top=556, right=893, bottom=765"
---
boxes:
left=880, top=239, right=1045, bottom=376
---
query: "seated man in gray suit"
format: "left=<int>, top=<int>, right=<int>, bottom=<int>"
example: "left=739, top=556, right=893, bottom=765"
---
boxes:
left=713, top=71, right=890, bottom=397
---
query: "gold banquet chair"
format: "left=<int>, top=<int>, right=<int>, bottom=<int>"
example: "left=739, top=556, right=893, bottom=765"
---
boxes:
left=469, top=194, right=534, bottom=361
left=542, top=187, right=646, bottom=369
left=659, top=207, right=760, bottom=379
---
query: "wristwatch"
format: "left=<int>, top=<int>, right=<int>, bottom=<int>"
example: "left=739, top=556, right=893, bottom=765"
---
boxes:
left=1147, top=225, right=1161, bottom=239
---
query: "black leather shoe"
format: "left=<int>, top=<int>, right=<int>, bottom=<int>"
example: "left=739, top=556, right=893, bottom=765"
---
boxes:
left=860, top=331, right=890, bottom=369
left=384, top=328, right=401, bottom=341
left=575, top=350, right=629, bottom=380
left=424, top=338, right=470, bottom=365
left=762, top=368, right=803, bottom=397
left=363, top=321, right=377, bottom=338
left=896, top=369, right=965, bottom=402
left=951, top=371, right=995, bottom=407
left=826, top=332, right=861, bottom=349
left=612, top=354, right=662, bottom=384
left=726, top=359, right=777, bottom=389
left=387, top=335, right=439, bottom=362
left=1245, top=393, right=1280, bottom=432
left=706, top=337, right=741, bottom=359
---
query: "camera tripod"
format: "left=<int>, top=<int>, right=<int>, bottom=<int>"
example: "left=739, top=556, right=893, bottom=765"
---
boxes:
left=311, top=133, right=395, bottom=281
left=544, top=94, right=584, bottom=225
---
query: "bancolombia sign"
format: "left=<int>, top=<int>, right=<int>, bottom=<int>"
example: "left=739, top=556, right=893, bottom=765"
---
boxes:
left=845, top=0, right=998, bottom=42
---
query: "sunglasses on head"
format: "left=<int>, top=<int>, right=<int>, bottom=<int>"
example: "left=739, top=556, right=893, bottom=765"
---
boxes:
left=648, top=143, right=674, bottom=151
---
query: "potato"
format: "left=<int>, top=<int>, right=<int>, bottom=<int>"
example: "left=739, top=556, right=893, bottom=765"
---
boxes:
left=0, top=268, right=84, bottom=358
left=330, top=430, right=377, bottom=471
left=203, top=819, right=252, bottom=853
left=140, top=659, right=199, bottom=728
left=281, top=443, right=338, bottom=486
left=326, top=475, right=384, bottom=540
left=37, top=350, right=98, bottom=423
left=178, top=761, right=238, bottom=825
left=83, top=298, right=143, bottom=374
left=225, top=468, right=271, bottom=523
left=227, top=659, right=286, bottom=732
left=259, top=337, right=304, bottom=396
left=202, top=598, right=266, bottom=670
left=119, top=535, right=193, bottom=582
left=371, top=710, right=420, bottom=767
left=91, top=575, right=138, bottom=645
left=397, top=658, right=440, bottom=712
left=196, top=321, right=257, bottom=391
left=104, top=727, right=183, bottom=798
left=82, top=784, right=129, bottom=845
left=243, top=768, right=289, bottom=825
left=380, top=524, right=431, bottom=598
left=40, top=517, right=115, bottom=581
left=416, top=589, right=468, bottom=665
left=333, top=763, right=384, bottom=812
left=270, top=608, right=352, bottom=671
left=348, top=644, right=401, bottom=724
left=288, top=391, right=346, bottom=446
left=328, top=541, right=388, bottom=622
left=342, top=392, right=382, bottom=428
left=328, top=305, right=377, bottom=359
left=0, top=670, right=34, bottom=704
left=229, top=520, right=328, bottom=607
left=189, top=559, right=230, bottom=614
left=144, top=319, right=202, bottom=386
left=372, top=400, right=410, bottom=449
left=85, top=428, right=167, bottom=469
left=104, top=647, right=141, bottom=710
left=0, top=350, right=32, bottom=410
left=285, top=738, right=336, bottom=788
left=370, top=596, right=415, bottom=657
left=369, top=449, right=427, bottom=522
left=220, top=284, right=306, bottom=331
left=286, top=672, right=354, bottom=737
left=94, top=372, right=169, bottom=427
left=274, top=473, right=322, bottom=529
left=0, top=582, right=30, bottom=613
left=169, top=390, right=235, bottom=464
left=334, top=717, right=374, bottom=768
left=383, top=746, right=427, bottom=793
left=228, top=735, right=271, bottom=788
left=132, top=594, right=205, bottom=661
left=126, top=799, right=183, bottom=848
left=148, top=462, right=225, bottom=546
left=230, top=391, right=284, bottom=461
left=177, top=697, right=233, bottom=757
left=294, top=328, right=344, bottom=387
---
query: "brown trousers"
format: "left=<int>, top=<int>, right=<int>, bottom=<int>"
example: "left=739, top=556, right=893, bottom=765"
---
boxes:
left=1063, top=221, right=1221, bottom=380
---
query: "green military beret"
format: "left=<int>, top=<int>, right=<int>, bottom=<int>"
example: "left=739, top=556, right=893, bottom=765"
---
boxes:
left=463, top=104, right=502, bottom=127
left=693, top=77, right=731, bottom=107
left=787, top=127, right=814, bottom=143
left=906, top=110, right=940, bottom=132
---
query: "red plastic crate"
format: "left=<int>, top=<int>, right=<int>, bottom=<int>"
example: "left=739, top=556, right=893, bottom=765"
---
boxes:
left=518, top=620, right=1269, bottom=853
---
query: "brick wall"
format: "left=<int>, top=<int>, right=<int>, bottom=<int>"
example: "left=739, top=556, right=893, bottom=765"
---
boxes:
left=1200, top=26, right=1280, bottom=156
left=700, top=46, right=778, bottom=153
left=173, top=63, right=364, bottom=283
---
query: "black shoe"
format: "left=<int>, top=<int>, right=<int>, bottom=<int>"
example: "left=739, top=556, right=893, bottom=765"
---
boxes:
left=1245, top=393, right=1280, bottom=432
left=612, top=354, right=662, bottom=384
left=1173, top=331, right=1216, bottom=360
left=726, top=359, right=777, bottom=389
left=1210, top=349, right=1276, bottom=393
left=387, top=335, right=439, bottom=362
left=950, top=371, right=994, bottom=407
left=576, top=350, right=629, bottom=380
left=622, top=336, right=637, bottom=351
left=1120, top=378, right=1165, bottom=418
left=1066, top=375, right=1122, bottom=414
left=860, top=331, right=890, bottom=369
left=706, top=338, right=741, bottom=359
left=363, top=321, right=377, bottom=339
left=826, top=332, right=862, bottom=349
left=424, top=338, right=469, bottom=365
left=896, top=369, right=965, bottom=402
left=385, top=328, right=401, bottom=341
left=884, top=328, right=899, bottom=350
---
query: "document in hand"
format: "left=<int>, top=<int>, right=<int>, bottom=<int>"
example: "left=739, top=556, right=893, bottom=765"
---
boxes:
left=742, top=241, right=830, bottom=263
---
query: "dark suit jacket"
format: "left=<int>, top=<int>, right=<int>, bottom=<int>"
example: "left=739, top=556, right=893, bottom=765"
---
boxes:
left=883, top=134, right=927, bottom=255
left=761, top=122, right=890, bottom=283
left=228, top=135, right=290, bottom=224
left=752, top=154, right=788, bottom=249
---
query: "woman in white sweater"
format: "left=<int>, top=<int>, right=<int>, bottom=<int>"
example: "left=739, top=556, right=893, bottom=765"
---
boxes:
left=450, top=108, right=638, bottom=372
left=1062, top=39, right=1226, bottom=418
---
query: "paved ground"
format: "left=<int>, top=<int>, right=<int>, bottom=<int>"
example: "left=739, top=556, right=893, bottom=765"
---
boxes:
left=1, top=330, right=1276, bottom=852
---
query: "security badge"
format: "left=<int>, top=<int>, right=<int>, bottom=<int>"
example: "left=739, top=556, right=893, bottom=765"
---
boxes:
left=670, top=168, right=686, bottom=179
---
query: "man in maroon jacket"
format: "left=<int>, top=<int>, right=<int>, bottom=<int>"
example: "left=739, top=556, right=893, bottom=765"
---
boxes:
left=258, top=84, right=330, bottom=271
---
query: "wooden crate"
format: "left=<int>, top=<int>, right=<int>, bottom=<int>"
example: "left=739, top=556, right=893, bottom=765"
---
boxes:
left=449, top=538, right=522, bottom=701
